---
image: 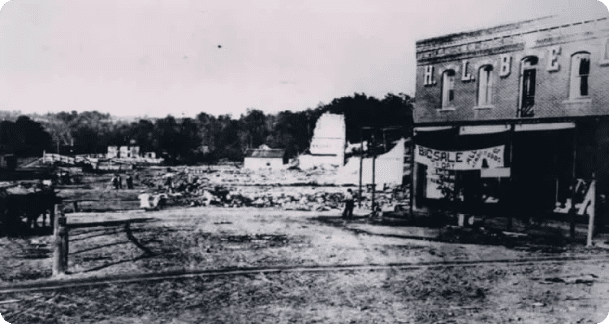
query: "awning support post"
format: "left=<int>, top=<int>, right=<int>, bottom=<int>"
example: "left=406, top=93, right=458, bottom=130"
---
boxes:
left=507, top=124, right=515, bottom=231
left=587, top=175, right=597, bottom=247
left=570, top=127, right=578, bottom=239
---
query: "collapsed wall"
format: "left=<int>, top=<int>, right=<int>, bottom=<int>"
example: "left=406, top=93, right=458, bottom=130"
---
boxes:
left=298, top=113, right=346, bottom=169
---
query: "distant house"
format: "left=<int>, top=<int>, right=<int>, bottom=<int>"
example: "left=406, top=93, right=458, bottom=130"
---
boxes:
left=243, top=147, right=286, bottom=170
left=107, top=145, right=141, bottom=159
left=119, top=146, right=140, bottom=158
left=107, top=146, right=119, bottom=158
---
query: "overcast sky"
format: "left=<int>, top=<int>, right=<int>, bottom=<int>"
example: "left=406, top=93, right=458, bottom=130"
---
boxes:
left=0, top=0, right=606, bottom=118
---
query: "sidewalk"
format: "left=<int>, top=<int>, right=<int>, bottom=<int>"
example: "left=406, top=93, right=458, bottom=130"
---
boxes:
left=322, top=212, right=598, bottom=249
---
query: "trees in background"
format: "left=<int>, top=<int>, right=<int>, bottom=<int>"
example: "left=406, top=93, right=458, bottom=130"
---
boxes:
left=323, top=92, right=413, bottom=144
left=0, top=116, right=52, bottom=157
left=29, top=92, right=413, bottom=164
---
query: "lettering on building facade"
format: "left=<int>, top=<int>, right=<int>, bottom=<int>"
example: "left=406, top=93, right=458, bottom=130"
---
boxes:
left=423, top=65, right=435, bottom=86
left=461, top=60, right=473, bottom=81
left=547, top=45, right=561, bottom=72
left=422, top=45, right=576, bottom=86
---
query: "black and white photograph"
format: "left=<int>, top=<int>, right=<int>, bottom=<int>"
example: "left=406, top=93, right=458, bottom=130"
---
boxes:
left=0, top=0, right=608, bottom=322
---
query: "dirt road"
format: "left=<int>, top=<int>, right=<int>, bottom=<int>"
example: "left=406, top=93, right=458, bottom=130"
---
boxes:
left=1, top=206, right=608, bottom=323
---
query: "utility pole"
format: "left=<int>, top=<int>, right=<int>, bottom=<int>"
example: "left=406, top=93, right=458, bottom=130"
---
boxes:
left=358, top=128, right=364, bottom=208
left=371, top=132, right=377, bottom=215
left=359, top=125, right=403, bottom=215
left=382, top=129, right=387, bottom=152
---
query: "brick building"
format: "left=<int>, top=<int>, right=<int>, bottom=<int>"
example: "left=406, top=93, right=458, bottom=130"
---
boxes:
left=412, top=15, right=609, bottom=228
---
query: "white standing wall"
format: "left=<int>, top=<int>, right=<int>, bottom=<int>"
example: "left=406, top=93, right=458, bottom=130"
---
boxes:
left=298, top=154, right=341, bottom=170
left=307, top=113, right=346, bottom=166
left=334, top=138, right=407, bottom=186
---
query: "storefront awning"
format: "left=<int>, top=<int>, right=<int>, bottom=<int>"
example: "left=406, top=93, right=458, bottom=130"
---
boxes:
left=515, top=122, right=576, bottom=132
left=459, top=125, right=510, bottom=135
left=413, top=126, right=453, bottom=134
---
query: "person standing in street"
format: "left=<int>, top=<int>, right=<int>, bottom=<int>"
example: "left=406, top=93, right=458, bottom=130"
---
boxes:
left=343, top=188, right=354, bottom=218
left=126, top=174, right=134, bottom=190
left=164, top=174, right=173, bottom=193
left=111, top=175, right=119, bottom=190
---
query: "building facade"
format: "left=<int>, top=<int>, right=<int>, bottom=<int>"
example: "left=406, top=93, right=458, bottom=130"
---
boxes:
left=412, top=15, right=609, bottom=227
left=243, top=148, right=286, bottom=170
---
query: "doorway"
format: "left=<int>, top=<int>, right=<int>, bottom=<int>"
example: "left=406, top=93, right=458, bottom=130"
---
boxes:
left=511, top=129, right=574, bottom=219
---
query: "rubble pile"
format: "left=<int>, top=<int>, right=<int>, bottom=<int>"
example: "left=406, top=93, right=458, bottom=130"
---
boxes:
left=138, top=166, right=410, bottom=212
left=204, top=167, right=339, bottom=186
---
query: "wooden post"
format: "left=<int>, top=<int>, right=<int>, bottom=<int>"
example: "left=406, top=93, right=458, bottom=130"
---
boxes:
left=52, top=204, right=68, bottom=277
left=570, top=127, right=578, bottom=238
left=371, top=133, right=377, bottom=216
left=49, top=203, right=55, bottom=231
left=382, top=129, right=387, bottom=152
left=587, top=176, right=596, bottom=247
left=410, top=146, right=418, bottom=214
left=453, top=130, right=459, bottom=223
left=358, top=129, right=363, bottom=208
left=507, top=124, right=515, bottom=231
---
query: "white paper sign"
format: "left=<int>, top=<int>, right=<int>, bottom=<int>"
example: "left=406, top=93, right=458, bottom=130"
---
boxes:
left=415, top=145, right=505, bottom=170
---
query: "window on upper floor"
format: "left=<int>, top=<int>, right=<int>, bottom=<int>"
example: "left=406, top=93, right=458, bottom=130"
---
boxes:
left=477, top=65, right=494, bottom=106
left=570, top=52, right=590, bottom=99
left=519, top=56, right=538, bottom=118
left=441, top=70, right=456, bottom=109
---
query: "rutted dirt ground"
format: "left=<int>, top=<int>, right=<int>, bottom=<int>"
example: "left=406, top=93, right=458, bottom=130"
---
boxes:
left=0, top=208, right=609, bottom=323
left=1, top=207, right=609, bottom=323
left=0, top=207, right=554, bottom=282
left=2, top=259, right=609, bottom=323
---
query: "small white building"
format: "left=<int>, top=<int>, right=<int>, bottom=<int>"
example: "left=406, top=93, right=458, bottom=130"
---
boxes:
left=108, top=146, right=141, bottom=158
left=244, top=148, right=286, bottom=170
left=119, top=146, right=141, bottom=158
left=107, top=146, right=119, bottom=158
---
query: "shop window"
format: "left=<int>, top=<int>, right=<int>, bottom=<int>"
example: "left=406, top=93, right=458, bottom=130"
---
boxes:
left=441, top=70, right=456, bottom=109
left=569, top=52, right=590, bottom=99
left=477, top=65, right=494, bottom=106
left=519, top=56, right=538, bottom=118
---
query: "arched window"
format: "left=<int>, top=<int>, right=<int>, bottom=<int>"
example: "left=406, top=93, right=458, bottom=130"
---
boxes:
left=477, top=65, right=494, bottom=106
left=519, top=56, right=538, bottom=117
left=441, top=70, right=456, bottom=108
left=570, top=52, right=590, bottom=99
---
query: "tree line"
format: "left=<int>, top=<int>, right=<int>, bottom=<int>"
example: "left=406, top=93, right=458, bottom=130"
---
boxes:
left=0, top=93, right=413, bottom=164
